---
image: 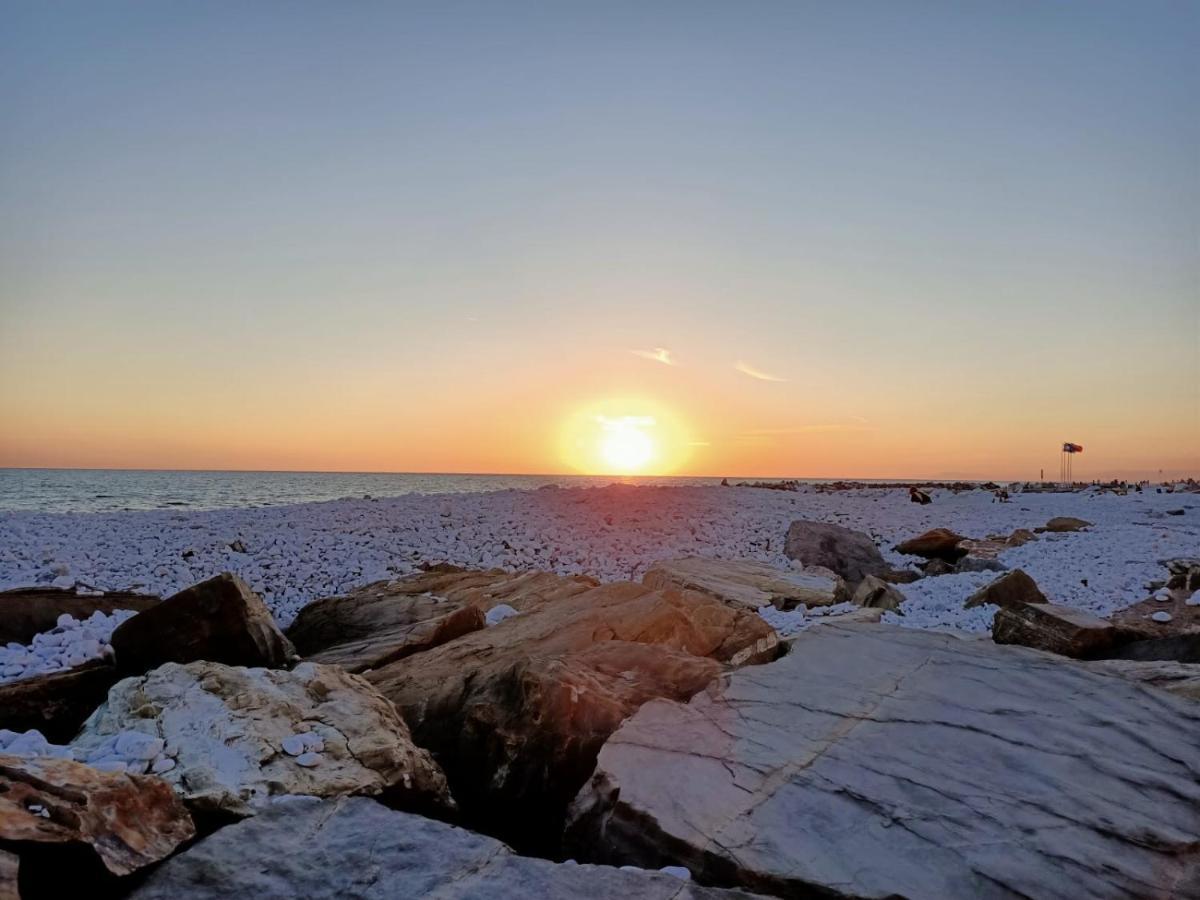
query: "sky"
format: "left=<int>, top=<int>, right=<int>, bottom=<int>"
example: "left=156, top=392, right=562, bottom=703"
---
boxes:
left=1, top=1, right=1197, bottom=480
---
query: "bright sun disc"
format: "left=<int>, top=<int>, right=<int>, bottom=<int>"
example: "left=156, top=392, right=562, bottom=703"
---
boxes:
left=601, top=422, right=654, bottom=472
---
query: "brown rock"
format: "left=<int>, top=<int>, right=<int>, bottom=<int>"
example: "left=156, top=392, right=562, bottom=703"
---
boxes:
left=894, top=528, right=969, bottom=562
left=286, top=569, right=595, bottom=671
left=0, top=661, right=122, bottom=744
left=643, top=558, right=847, bottom=610
left=0, top=588, right=159, bottom=646
left=1005, top=528, right=1038, bottom=547
left=1110, top=594, right=1200, bottom=643
left=0, top=754, right=194, bottom=876
left=1035, top=516, right=1092, bottom=533
left=992, top=603, right=1117, bottom=658
left=365, top=579, right=777, bottom=853
left=964, top=569, right=1049, bottom=610
left=851, top=575, right=905, bottom=613
left=956, top=538, right=1007, bottom=560
left=110, top=573, right=296, bottom=674
left=879, top=569, right=922, bottom=584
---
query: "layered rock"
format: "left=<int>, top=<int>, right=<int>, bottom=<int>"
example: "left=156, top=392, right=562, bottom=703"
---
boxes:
left=1082, top=659, right=1200, bottom=701
left=129, top=795, right=761, bottom=900
left=111, top=573, right=296, bottom=674
left=568, top=624, right=1200, bottom=899
left=992, top=602, right=1117, bottom=658
left=894, top=528, right=968, bottom=562
left=0, top=754, right=194, bottom=877
left=0, top=588, right=158, bottom=646
left=850, top=575, right=905, bottom=613
left=365, top=580, right=778, bottom=852
left=783, top=521, right=887, bottom=587
left=643, top=558, right=845, bottom=610
left=963, top=568, right=1048, bottom=609
left=72, top=661, right=452, bottom=819
left=286, top=569, right=595, bottom=672
left=0, top=661, right=122, bottom=743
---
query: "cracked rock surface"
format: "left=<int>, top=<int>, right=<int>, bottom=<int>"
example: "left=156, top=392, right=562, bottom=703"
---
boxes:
left=129, top=795, right=765, bottom=899
left=70, top=660, right=452, bottom=818
left=568, top=623, right=1200, bottom=899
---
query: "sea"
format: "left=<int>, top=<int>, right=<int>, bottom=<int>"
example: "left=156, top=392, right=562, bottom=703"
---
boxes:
left=0, top=468, right=746, bottom=514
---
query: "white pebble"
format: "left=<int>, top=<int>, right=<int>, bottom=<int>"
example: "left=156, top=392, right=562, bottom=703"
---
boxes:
left=294, top=752, right=322, bottom=768
left=1151, top=611, right=1173, bottom=623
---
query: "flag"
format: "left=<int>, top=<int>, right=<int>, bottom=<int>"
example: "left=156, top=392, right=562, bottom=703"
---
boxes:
left=1062, top=443, right=1083, bottom=454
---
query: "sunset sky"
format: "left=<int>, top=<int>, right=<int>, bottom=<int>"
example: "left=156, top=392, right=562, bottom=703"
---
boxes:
left=2, top=2, right=1197, bottom=480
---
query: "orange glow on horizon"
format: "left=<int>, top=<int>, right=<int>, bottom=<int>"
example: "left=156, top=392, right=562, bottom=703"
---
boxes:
left=558, top=398, right=695, bottom=476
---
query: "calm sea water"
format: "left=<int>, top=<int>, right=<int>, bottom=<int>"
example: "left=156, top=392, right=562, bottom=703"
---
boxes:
left=0, top=468, right=747, bottom=514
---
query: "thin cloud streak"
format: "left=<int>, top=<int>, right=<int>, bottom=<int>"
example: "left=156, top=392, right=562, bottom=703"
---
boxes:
left=734, top=361, right=786, bottom=382
left=631, top=347, right=676, bottom=366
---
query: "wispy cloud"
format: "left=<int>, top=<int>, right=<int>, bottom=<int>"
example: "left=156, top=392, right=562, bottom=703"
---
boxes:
left=734, top=361, right=787, bottom=382
left=631, top=347, right=676, bottom=366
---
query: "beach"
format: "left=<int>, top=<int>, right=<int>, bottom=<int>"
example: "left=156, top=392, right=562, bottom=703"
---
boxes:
left=2, top=482, right=1194, bottom=632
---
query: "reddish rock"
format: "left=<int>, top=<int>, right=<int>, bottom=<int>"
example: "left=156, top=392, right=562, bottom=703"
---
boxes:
left=0, top=588, right=159, bottom=646
left=643, top=558, right=846, bottom=610
left=366, top=579, right=778, bottom=853
left=993, top=603, right=1118, bottom=658
left=111, top=573, right=296, bottom=674
left=1005, top=528, right=1039, bottom=547
left=0, top=850, right=16, bottom=900
left=964, top=569, right=1049, bottom=610
left=286, top=569, right=595, bottom=672
left=0, top=661, right=122, bottom=744
left=895, top=528, right=969, bottom=563
left=0, top=754, right=194, bottom=877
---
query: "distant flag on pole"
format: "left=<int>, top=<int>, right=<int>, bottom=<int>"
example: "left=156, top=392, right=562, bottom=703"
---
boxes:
left=1062, top=443, right=1083, bottom=454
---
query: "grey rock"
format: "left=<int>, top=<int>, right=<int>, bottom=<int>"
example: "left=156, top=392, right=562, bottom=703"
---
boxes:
left=783, top=521, right=888, bottom=588
left=72, top=661, right=452, bottom=818
left=129, top=796, right=763, bottom=900
left=568, top=624, right=1200, bottom=899
left=1082, top=659, right=1200, bottom=701
left=850, top=575, right=905, bottom=613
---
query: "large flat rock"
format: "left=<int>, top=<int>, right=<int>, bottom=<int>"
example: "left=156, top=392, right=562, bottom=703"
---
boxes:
left=286, top=569, right=596, bottom=672
left=366, top=580, right=778, bottom=853
left=129, top=796, right=762, bottom=900
left=0, top=587, right=159, bottom=646
left=643, top=558, right=845, bottom=609
left=72, top=660, right=453, bottom=819
left=568, top=624, right=1200, bottom=899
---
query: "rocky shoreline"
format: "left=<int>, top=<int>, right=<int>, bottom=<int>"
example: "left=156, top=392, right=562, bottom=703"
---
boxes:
left=0, top=483, right=1197, bottom=897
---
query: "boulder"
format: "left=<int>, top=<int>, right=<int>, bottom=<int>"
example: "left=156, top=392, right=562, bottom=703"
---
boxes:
left=922, top=558, right=955, bottom=576
left=643, top=558, right=846, bottom=610
left=1107, top=633, right=1200, bottom=664
left=286, top=569, right=596, bottom=672
left=1036, top=516, right=1092, bottom=533
left=110, top=573, right=296, bottom=674
left=1082, top=659, right=1200, bottom=701
left=964, top=569, right=1048, bottom=609
left=567, top=624, right=1200, bottom=899
left=992, top=602, right=1118, bottom=658
left=0, top=660, right=122, bottom=743
left=894, top=528, right=968, bottom=563
left=72, top=660, right=452, bottom=819
left=128, top=795, right=761, bottom=900
left=1110, top=594, right=1200, bottom=643
left=1005, top=528, right=1038, bottom=547
left=365, top=580, right=778, bottom=853
left=0, top=850, right=15, bottom=900
left=0, top=754, right=194, bottom=877
left=0, top=588, right=159, bottom=646
left=783, top=521, right=888, bottom=587
left=850, top=575, right=905, bottom=613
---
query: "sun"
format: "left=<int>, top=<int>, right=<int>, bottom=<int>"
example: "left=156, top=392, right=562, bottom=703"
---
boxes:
left=600, top=417, right=656, bottom=472
left=558, top=398, right=696, bottom=476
